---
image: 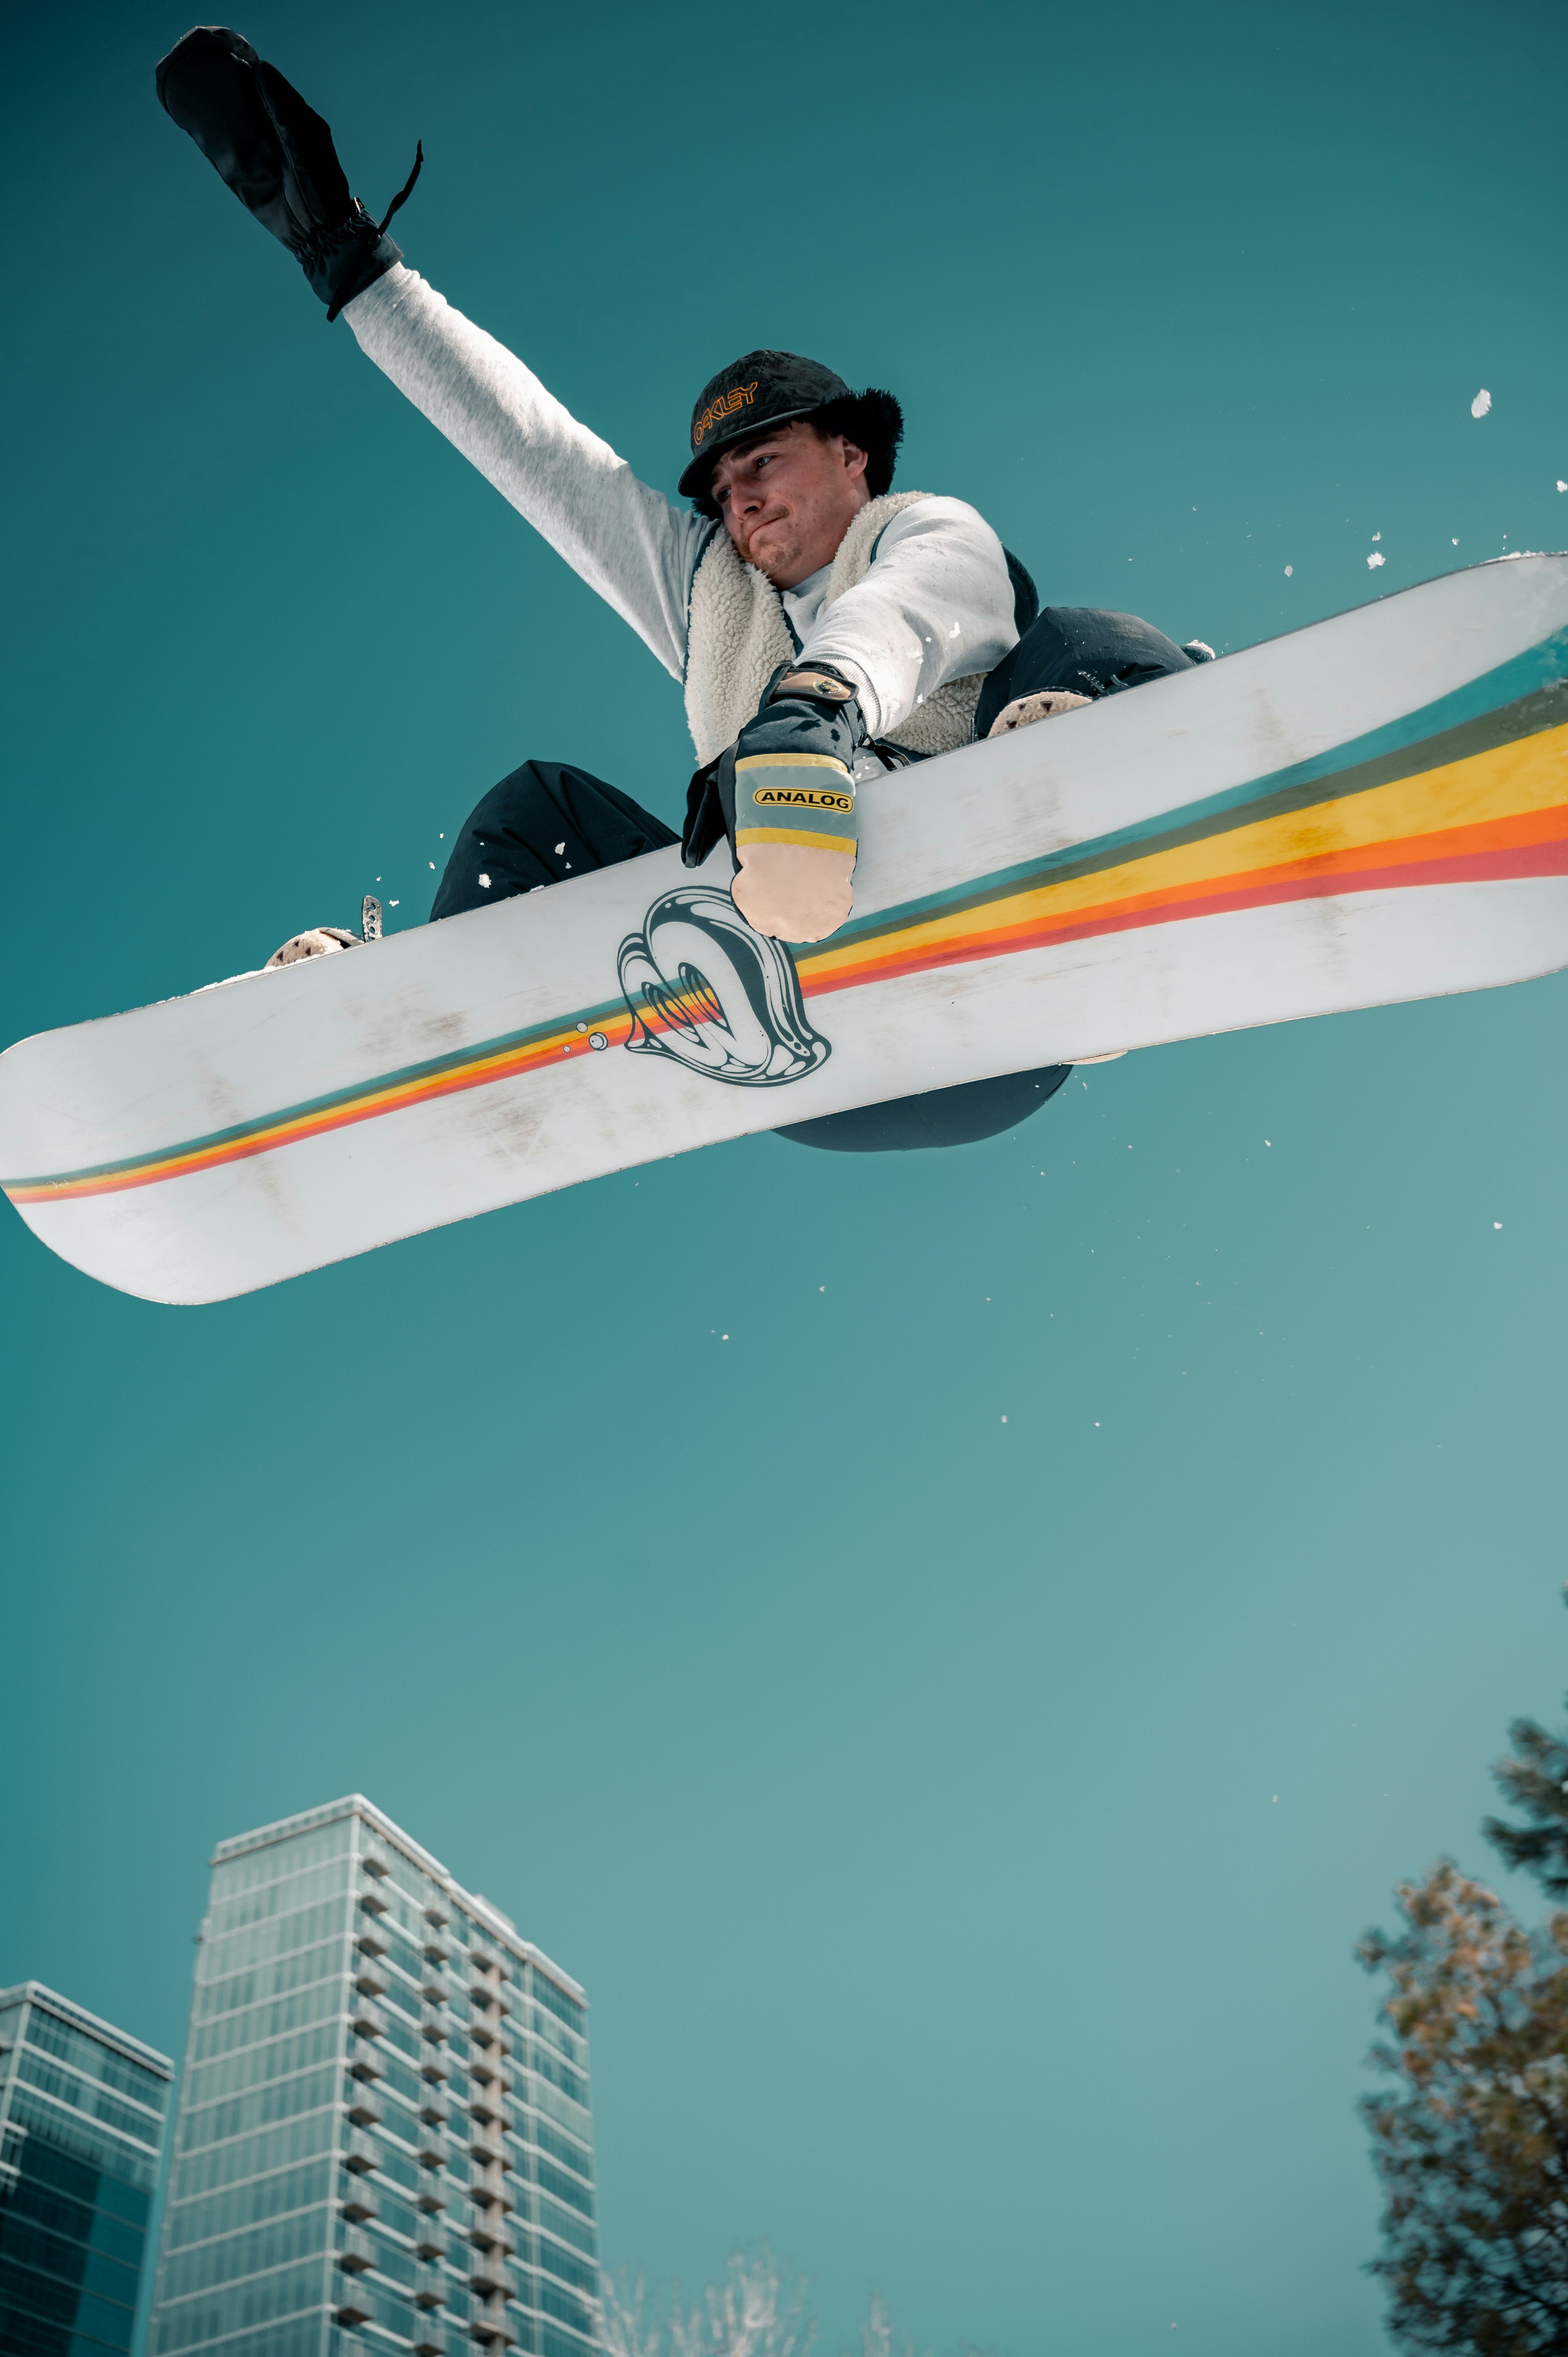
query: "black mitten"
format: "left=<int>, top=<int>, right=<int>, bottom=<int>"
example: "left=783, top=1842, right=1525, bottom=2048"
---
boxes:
left=156, top=27, right=420, bottom=320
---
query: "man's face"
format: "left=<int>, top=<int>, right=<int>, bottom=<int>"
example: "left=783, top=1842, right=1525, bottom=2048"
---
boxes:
left=709, top=422, right=871, bottom=589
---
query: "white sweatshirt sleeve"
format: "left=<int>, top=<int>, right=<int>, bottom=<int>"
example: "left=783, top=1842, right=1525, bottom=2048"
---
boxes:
left=795, top=497, right=1021, bottom=740
left=343, top=264, right=712, bottom=683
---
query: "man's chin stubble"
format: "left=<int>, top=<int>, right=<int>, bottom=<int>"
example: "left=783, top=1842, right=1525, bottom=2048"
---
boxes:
left=749, top=541, right=797, bottom=581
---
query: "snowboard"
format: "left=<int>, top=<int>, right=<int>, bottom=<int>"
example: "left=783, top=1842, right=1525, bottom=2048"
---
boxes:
left=4, top=556, right=1568, bottom=1306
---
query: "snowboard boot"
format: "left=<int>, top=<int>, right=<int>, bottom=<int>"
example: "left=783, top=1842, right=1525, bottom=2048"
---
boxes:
left=265, top=898, right=381, bottom=969
left=986, top=688, right=1093, bottom=737
left=265, top=926, right=358, bottom=968
left=156, top=27, right=420, bottom=320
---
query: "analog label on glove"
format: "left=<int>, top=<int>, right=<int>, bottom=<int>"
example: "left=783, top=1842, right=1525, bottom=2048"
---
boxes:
left=751, top=786, right=854, bottom=811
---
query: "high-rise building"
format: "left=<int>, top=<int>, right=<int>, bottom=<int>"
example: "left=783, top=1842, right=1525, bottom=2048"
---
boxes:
left=147, top=1798, right=597, bottom=2357
left=0, top=1979, right=174, bottom=2357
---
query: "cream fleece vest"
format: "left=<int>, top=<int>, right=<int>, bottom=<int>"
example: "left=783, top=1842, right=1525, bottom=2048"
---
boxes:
left=682, top=491, right=987, bottom=767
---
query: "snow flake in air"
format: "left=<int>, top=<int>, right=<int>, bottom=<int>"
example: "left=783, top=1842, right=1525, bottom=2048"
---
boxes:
left=554, top=842, right=565, bottom=856
left=1367, top=552, right=1385, bottom=569
left=478, top=873, right=491, bottom=889
left=1471, top=389, right=1492, bottom=418
left=1494, top=1221, right=1503, bottom=1230
left=1558, top=481, right=1567, bottom=493
left=1284, top=565, right=1293, bottom=577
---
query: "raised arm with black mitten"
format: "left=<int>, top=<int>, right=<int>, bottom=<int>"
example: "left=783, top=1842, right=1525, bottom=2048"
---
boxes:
left=155, top=25, right=419, bottom=320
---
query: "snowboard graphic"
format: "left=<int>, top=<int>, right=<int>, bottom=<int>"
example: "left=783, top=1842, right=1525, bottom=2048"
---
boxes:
left=4, top=556, right=1568, bottom=1304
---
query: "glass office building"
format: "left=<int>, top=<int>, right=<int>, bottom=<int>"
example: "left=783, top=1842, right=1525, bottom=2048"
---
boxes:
left=0, top=1980, right=173, bottom=2357
left=148, top=1797, right=597, bottom=2357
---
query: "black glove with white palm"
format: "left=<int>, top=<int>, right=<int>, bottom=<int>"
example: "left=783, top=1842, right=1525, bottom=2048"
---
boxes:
left=155, top=25, right=420, bottom=320
left=683, top=664, right=866, bottom=942
left=729, top=665, right=864, bottom=942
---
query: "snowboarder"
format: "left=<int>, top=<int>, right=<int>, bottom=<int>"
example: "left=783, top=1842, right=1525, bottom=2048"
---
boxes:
left=156, top=25, right=1208, bottom=1149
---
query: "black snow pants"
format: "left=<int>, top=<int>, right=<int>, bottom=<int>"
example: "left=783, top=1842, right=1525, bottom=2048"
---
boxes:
left=431, top=607, right=1195, bottom=1153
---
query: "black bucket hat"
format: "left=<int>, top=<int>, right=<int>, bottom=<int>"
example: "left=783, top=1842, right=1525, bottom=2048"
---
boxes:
left=678, top=349, right=851, bottom=498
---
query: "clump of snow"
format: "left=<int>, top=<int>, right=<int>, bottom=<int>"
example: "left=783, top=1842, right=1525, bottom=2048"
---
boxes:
left=554, top=842, right=566, bottom=856
left=1471, top=389, right=1492, bottom=418
left=195, top=968, right=269, bottom=992
left=478, top=872, right=491, bottom=888
left=1367, top=552, right=1386, bottom=569
left=1284, top=565, right=1293, bottom=578
left=1372, top=532, right=1381, bottom=542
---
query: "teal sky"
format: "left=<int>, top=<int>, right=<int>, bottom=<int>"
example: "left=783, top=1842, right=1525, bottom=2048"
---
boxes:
left=4, top=2, right=1568, bottom=2350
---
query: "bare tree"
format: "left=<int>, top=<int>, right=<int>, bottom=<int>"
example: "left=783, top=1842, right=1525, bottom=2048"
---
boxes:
left=599, top=2269, right=665, bottom=2357
left=601, top=2246, right=812, bottom=2357
left=599, top=2247, right=940, bottom=2357
left=858, top=2296, right=893, bottom=2357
